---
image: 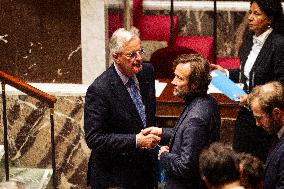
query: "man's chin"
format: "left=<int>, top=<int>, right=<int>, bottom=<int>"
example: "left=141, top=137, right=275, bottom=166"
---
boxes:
left=173, top=91, right=186, bottom=99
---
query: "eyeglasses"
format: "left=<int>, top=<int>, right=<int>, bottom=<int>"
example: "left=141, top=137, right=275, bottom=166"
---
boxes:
left=123, top=48, right=145, bottom=59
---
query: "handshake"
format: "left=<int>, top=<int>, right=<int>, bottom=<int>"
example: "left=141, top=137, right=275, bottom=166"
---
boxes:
left=136, top=126, right=170, bottom=159
left=136, top=126, right=162, bottom=149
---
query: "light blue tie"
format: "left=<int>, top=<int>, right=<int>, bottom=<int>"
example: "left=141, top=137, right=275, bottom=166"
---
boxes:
left=127, top=78, right=147, bottom=127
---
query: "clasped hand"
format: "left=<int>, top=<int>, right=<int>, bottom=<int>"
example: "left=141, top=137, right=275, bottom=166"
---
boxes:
left=136, top=127, right=162, bottom=149
left=137, top=127, right=169, bottom=159
left=142, top=127, right=169, bottom=159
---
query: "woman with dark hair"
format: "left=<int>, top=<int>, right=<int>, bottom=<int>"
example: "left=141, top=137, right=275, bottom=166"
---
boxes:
left=211, top=0, right=284, bottom=162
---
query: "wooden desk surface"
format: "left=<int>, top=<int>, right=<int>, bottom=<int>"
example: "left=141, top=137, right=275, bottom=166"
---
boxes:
left=156, top=80, right=240, bottom=120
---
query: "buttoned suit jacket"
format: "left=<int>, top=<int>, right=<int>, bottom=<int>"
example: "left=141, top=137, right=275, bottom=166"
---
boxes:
left=230, top=31, right=284, bottom=161
left=84, top=63, right=157, bottom=189
left=159, top=94, right=221, bottom=189
left=264, top=134, right=284, bottom=189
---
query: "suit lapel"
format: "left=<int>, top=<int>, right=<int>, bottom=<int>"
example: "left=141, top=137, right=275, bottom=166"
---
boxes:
left=240, top=34, right=253, bottom=84
left=252, top=32, right=274, bottom=71
left=242, top=34, right=254, bottom=64
left=109, top=66, right=142, bottom=124
left=169, top=102, right=193, bottom=151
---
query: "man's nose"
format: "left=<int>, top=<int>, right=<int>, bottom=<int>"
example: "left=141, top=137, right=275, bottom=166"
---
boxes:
left=171, top=78, right=177, bottom=86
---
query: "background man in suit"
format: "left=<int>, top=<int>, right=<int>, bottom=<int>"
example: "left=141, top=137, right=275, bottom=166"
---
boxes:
left=84, top=27, right=160, bottom=189
left=143, top=54, right=221, bottom=189
left=247, top=81, right=284, bottom=189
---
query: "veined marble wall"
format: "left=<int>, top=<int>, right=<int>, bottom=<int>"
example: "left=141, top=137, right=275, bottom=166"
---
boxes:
left=0, top=90, right=90, bottom=188
left=0, top=0, right=82, bottom=83
left=0, top=0, right=106, bottom=85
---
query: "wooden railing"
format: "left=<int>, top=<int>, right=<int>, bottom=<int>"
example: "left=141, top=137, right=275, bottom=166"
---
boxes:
left=0, top=71, right=58, bottom=188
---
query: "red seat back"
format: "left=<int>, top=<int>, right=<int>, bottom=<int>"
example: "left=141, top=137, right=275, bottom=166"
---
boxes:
left=150, top=46, right=197, bottom=79
left=136, top=15, right=179, bottom=43
left=174, top=36, right=214, bottom=63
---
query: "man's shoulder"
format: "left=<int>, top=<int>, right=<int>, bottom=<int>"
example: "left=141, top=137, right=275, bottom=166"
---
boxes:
left=193, top=94, right=218, bottom=107
left=188, top=95, right=219, bottom=115
left=88, top=66, right=114, bottom=90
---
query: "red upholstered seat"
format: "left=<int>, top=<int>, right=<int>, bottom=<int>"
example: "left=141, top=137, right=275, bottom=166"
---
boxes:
left=136, top=15, right=179, bottom=43
left=216, top=57, right=240, bottom=69
left=108, top=15, right=124, bottom=38
left=174, top=36, right=214, bottom=63
left=150, top=46, right=197, bottom=79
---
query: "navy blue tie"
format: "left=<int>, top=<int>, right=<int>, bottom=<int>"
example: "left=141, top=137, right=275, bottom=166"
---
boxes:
left=127, top=78, right=147, bottom=127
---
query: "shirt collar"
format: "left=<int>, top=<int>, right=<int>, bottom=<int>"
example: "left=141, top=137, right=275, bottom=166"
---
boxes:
left=277, top=125, right=284, bottom=139
left=253, top=28, right=273, bottom=45
left=114, top=62, right=138, bottom=85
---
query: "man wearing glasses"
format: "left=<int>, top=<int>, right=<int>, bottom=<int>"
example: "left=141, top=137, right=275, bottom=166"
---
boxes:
left=84, top=27, right=160, bottom=189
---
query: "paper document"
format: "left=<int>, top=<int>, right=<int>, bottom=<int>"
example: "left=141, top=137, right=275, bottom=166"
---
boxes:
left=210, top=70, right=246, bottom=101
left=155, top=80, right=167, bottom=97
left=208, top=83, right=221, bottom=94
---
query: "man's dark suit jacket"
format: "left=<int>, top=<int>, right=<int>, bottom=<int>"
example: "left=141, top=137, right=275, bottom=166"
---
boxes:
left=159, top=94, right=221, bottom=189
left=230, top=31, right=284, bottom=162
left=84, top=63, right=157, bottom=189
left=264, top=134, right=284, bottom=189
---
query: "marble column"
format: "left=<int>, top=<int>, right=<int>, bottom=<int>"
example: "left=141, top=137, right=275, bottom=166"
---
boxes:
left=81, top=0, right=107, bottom=85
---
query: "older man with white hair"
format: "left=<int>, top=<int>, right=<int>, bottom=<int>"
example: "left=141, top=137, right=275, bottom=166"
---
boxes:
left=84, top=27, right=159, bottom=189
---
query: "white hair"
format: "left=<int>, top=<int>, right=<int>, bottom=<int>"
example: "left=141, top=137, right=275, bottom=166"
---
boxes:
left=109, top=27, right=140, bottom=55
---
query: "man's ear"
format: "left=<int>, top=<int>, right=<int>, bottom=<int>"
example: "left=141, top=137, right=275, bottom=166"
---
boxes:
left=112, top=53, right=119, bottom=61
left=272, top=107, right=281, bottom=119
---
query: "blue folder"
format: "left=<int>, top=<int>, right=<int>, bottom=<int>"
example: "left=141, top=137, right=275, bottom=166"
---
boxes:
left=210, top=70, right=247, bottom=101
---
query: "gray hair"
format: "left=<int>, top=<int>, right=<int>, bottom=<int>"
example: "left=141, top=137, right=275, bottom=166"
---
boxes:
left=109, top=27, right=140, bottom=55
